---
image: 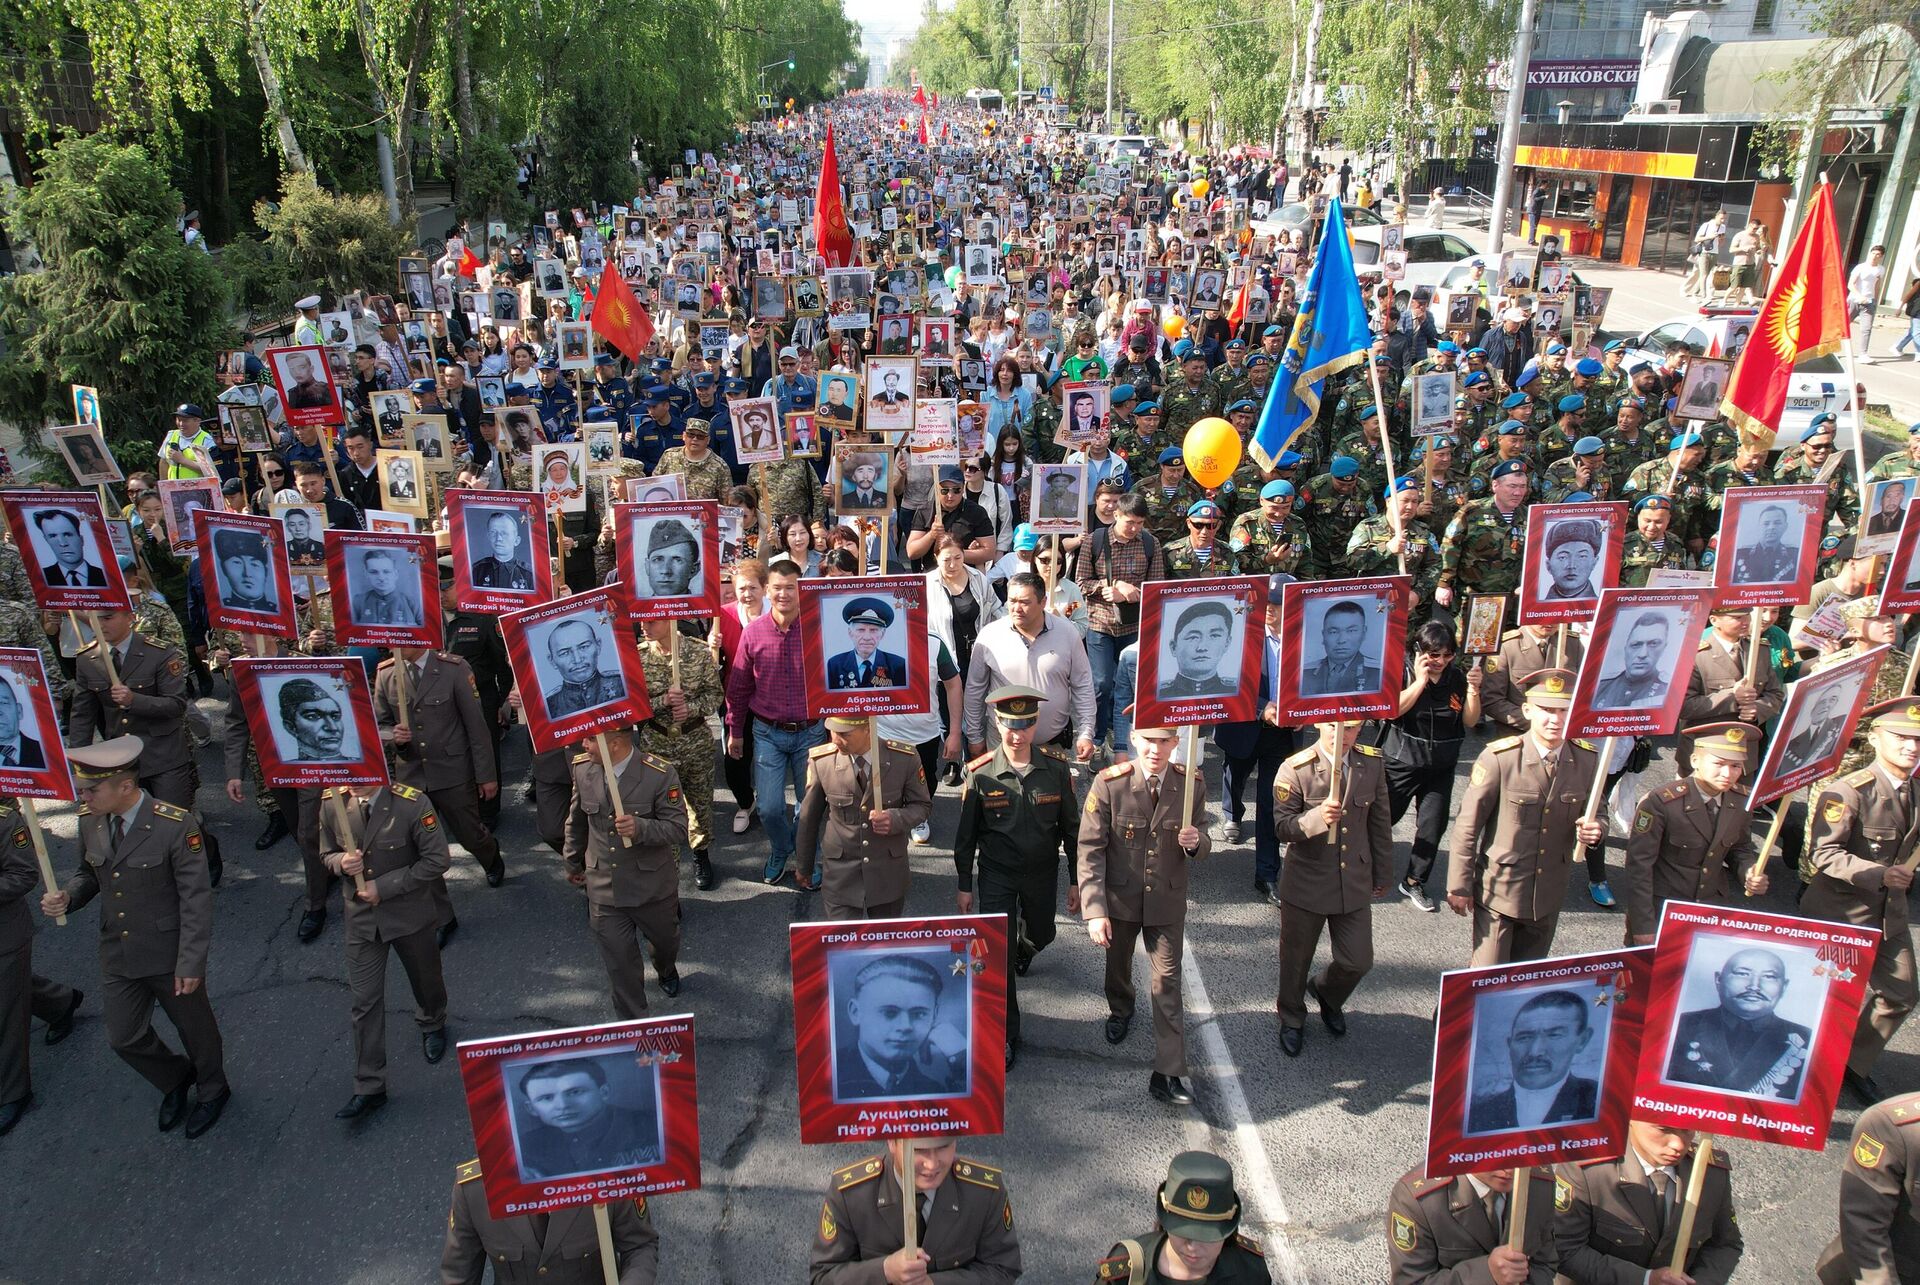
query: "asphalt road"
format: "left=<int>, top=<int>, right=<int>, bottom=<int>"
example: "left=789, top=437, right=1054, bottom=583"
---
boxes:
left=1, top=695, right=1899, bottom=1283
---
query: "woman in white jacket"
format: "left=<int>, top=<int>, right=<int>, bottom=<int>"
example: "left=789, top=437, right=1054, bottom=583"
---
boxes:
left=926, top=542, right=1005, bottom=783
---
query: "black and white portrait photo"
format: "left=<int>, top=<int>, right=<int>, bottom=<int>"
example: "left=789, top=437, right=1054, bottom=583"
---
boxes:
left=490, top=286, right=522, bottom=325
left=504, top=1051, right=664, bottom=1181
left=1029, top=463, right=1086, bottom=531
left=535, top=257, right=568, bottom=298
left=837, top=449, right=892, bottom=516
left=630, top=514, right=706, bottom=600
left=1298, top=595, right=1386, bottom=697
left=1156, top=597, right=1245, bottom=700
left=270, top=348, right=336, bottom=413
left=1446, top=292, right=1476, bottom=328
left=823, top=593, right=909, bottom=690
left=1861, top=478, right=1916, bottom=557
left=963, top=243, right=997, bottom=286
left=753, top=275, right=787, bottom=321
left=25, top=505, right=107, bottom=588
left=1658, top=935, right=1824, bottom=1103
left=0, top=674, right=45, bottom=770
left=212, top=527, right=280, bottom=615
left=378, top=451, right=427, bottom=516
left=1591, top=609, right=1679, bottom=710
left=1675, top=357, right=1732, bottom=422
left=274, top=504, right=327, bottom=566
left=469, top=507, right=536, bottom=592
left=536, top=610, right=630, bottom=720
left=1191, top=269, right=1225, bottom=310
left=265, top=673, right=359, bottom=763
left=1729, top=500, right=1808, bottom=584
left=408, top=415, right=449, bottom=462
left=1536, top=516, right=1605, bottom=603
left=50, top=424, right=121, bottom=485
left=1413, top=373, right=1455, bottom=434
left=1463, top=985, right=1611, bottom=1135
left=1776, top=674, right=1864, bottom=776
left=347, top=546, right=425, bottom=628
left=828, top=948, right=970, bottom=1104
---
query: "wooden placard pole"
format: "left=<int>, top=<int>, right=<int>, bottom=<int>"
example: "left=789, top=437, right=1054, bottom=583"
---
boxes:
left=1554, top=624, right=1568, bottom=669
left=1506, top=1165, right=1530, bottom=1251
left=554, top=503, right=570, bottom=586
left=1580, top=737, right=1616, bottom=827
left=1666, top=1134, right=1716, bottom=1274
left=1746, top=608, right=1766, bottom=683
left=595, top=731, right=635, bottom=848
left=1904, top=642, right=1920, bottom=698
left=1326, top=735, right=1344, bottom=851
left=1180, top=724, right=1200, bottom=836
left=900, top=1137, right=919, bottom=1253
left=1044, top=533, right=1060, bottom=611
left=322, top=424, right=346, bottom=500
left=591, top=1202, right=621, bottom=1285
left=1362, top=357, right=1408, bottom=575
left=84, top=612, right=119, bottom=685
left=20, top=799, right=64, bottom=925
left=325, top=787, right=371, bottom=896
left=1744, top=799, right=1792, bottom=895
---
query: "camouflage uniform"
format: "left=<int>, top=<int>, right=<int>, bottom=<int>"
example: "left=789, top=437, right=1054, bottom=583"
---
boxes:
left=1601, top=429, right=1665, bottom=497
left=1027, top=398, right=1067, bottom=464
left=1703, top=458, right=1777, bottom=515
left=1210, top=361, right=1251, bottom=407
left=1109, top=357, right=1162, bottom=403
left=1130, top=477, right=1208, bottom=546
left=1467, top=449, right=1540, bottom=498
left=1867, top=449, right=1920, bottom=482
left=1697, top=420, right=1741, bottom=466
left=1536, top=421, right=1579, bottom=466
left=1331, top=432, right=1392, bottom=500
left=133, top=594, right=188, bottom=657
left=653, top=447, right=734, bottom=504
left=1439, top=500, right=1528, bottom=598
left=1774, top=455, right=1861, bottom=534
left=1411, top=467, right=1473, bottom=535
left=760, top=458, right=823, bottom=525
left=1617, top=533, right=1694, bottom=587
left=1160, top=538, right=1242, bottom=579
left=0, top=541, right=31, bottom=601
left=1540, top=458, right=1611, bottom=505
left=637, top=632, right=721, bottom=854
left=1799, top=642, right=1912, bottom=880
left=1160, top=378, right=1223, bottom=439
left=1347, top=516, right=1442, bottom=614
left=1297, top=476, right=1377, bottom=577
left=1228, top=511, right=1314, bottom=576
left=1625, top=458, right=1713, bottom=545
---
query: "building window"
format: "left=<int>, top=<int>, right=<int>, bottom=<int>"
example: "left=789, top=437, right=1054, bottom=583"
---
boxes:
left=1752, top=0, right=1776, bottom=32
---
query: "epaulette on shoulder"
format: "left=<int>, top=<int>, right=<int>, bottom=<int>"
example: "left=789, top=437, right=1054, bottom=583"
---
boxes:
left=1657, top=781, right=1690, bottom=802
left=809, top=743, right=837, bottom=759
left=455, top=1158, right=483, bottom=1185
left=392, top=783, right=424, bottom=800
left=1848, top=769, right=1877, bottom=788
left=1096, top=1256, right=1132, bottom=1282
left=953, top=1158, right=1002, bottom=1190
left=1708, top=1146, right=1731, bottom=1169
left=1572, top=738, right=1598, bottom=753
left=1409, top=1175, right=1452, bottom=1199
left=1488, top=735, right=1523, bottom=752
left=438, top=650, right=460, bottom=662
left=641, top=752, right=670, bottom=772
left=1233, top=1231, right=1263, bottom=1256
left=573, top=751, right=593, bottom=764
left=1286, top=747, right=1318, bottom=767
left=884, top=738, right=915, bottom=754
left=151, top=801, right=190, bottom=822
left=1698, top=638, right=1714, bottom=651
left=1101, top=762, right=1132, bottom=779
left=1500, top=628, right=1525, bottom=642
left=1577, top=1156, right=1614, bottom=1167
left=968, top=751, right=996, bottom=771
left=833, top=1156, right=885, bottom=1190
left=1355, top=744, right=1381, bottom=758
left=1039, top=744, right=1070, bottom=761
left=76, top=803, right=90, bottom=817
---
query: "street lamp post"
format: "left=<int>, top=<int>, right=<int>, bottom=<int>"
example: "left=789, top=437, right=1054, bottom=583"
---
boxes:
left=758, top=53, right=796, bottom=121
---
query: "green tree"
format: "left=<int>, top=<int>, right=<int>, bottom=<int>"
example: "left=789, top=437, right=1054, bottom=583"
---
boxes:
left=232, top=170, right=418, bottom=314
left=0, top=135, right=234, bottom=471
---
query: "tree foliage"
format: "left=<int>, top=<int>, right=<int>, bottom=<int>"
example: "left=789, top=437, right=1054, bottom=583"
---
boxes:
left=888, top=0, right=1017, bottom=98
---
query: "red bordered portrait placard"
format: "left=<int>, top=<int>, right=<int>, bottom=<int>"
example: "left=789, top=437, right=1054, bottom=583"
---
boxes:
left=1565, top=587, right=1714, bottom=741
left=1517, top=500, right=1627, bottom=627
left=231, top=654, right=389, bottom=789
left=500, top=586, right=653, bottom=755
left=790, top=914, right=1008, bottom=1146
left=265, top=343, right=344, bottom=428
left=0, top=489, right=131, bottom=614
left=1274, top=576, right=1410, bottom=725
left=798, top=576, right=932, bottom=721
left=447, top=488, right=555, bottom=615
left=615, top=500, right=723, bottom=623
left=1132, top=576, right=1265, bottom=730
left=324, top=529, right=443, bottom=650
left=0, top=647, right=73, bottom=801
left=1711, top=485, right=1824, bottom=610
left=1426, top=947, right=1654, bottom=1179
left=1746, top=645, right=1889, bottom=805
left=195, top=509, right=297, bottom=641
left=1634, top=901, right=1879, bottom=1150
left=456, top=1016, right=702, bottom=1220
left=1878, top=503, right=1920, bottom=617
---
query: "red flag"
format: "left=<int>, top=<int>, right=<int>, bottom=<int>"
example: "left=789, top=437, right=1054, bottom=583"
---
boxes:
left=1721, top=182, right=1849, bottom=444
left=931, top=91, right=939, bottom=109
left=814, top=122, right=855, bottom=269
left=456, top=243, right=481, bottom=278
left=911, top=84, right=928, bottom=109
left=918, top=110, right=929, bottom=146
left=1226, top=278, right=1251, bottom=330
left=590, top=262, right=653, bottom=361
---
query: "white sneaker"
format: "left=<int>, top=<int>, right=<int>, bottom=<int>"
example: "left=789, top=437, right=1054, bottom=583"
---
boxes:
left=911, top=821, right=932, bottom=845
left=732, top=808, right=755, bottom=835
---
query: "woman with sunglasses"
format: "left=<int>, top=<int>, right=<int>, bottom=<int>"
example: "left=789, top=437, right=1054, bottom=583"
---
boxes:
left=248, top=455, right=291, bottom=515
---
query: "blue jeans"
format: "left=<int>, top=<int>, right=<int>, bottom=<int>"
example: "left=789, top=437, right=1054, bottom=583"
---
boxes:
left=1086, top=629, right=1134, bottom=746
left=753, top=718, right=826, bottom=869
left=1895, top=316, right=1920, bottom=354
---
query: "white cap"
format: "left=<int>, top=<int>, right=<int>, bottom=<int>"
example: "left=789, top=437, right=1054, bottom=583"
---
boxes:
left=295, top=294, right=321, bottom=310
left=1502, top=307, right=1526, bottom=324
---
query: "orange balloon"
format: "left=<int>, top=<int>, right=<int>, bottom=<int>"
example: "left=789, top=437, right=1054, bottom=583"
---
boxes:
left=1182, top=417, right=1242, bottom=489
left=1162, top=315, right=1186, bottom=340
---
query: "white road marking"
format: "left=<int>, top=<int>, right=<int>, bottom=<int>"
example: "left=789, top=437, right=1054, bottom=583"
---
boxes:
left=1185, top=943, right=1310, bottom=1284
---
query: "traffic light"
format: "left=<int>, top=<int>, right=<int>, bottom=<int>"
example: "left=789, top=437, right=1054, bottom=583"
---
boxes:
left=786, top=53, right=796, bottom=71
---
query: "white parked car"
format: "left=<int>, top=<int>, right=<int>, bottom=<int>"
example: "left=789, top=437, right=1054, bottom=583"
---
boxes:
left=1348, top=227, right=1480, bottom=291
left=1619, top=310, right=1857, bottom=452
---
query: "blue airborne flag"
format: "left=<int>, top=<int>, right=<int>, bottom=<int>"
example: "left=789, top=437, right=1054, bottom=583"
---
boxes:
left=1249, top=199, right=1373, bottom=470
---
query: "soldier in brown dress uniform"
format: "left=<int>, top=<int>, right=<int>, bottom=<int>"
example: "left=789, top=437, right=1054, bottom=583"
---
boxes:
left=795, top=714, right=933, bottom=920
left=1079, top=725, right=1212, bottom=1105
left=442, top=1158, right=659, bottom=1284
left=375, top=647, right=505, bottom=888
left=1446, top=669, right=1605, bottom=965
left=1479, top=626, right=1582, bottom=735
left=563, top=726, right=688, bottom=1014
left=1804, top=697, right=1920, bottom=1103
left=0, top=800, right=81, bottom=1135
left=1676, top=605, right=1784, bottom=772
left=1095, top=1150, right=1269, bottom=1283
left=808, top=1140, right=1022, bottom=1283
left=1386, top=1164, right=1559, bottom=1284
left=1816, top=1091, right=1920, bottom=1283
left=1622, top=722, right=1761, bottom=945
left=1552, top=1119, right=1742, bottom=1283
left=1271, top=720, right=1391, bottom=1058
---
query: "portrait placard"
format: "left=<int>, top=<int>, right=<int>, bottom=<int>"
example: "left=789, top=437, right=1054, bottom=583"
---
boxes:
left=1462, top=593, right=1507, bottom=655
left=1878, top=503, right=1920, bottom=616
left=1028, top=462, right=1088, bottom=537
left=152, top=479, right=220, bottom=556
left=817, top=372, right=860, bottom=428
left=833, top=445, right=894, bottom=516
left=447, top=489, right=554, bottom=614
left=1712, top=486, right=1824, bottom=608
left=789, top=914, right=1008, bottom=1145
left=1746, top=645, right=1889, bottom=805
left=324, top=529, right=442, bottom=650
left=1426, top=947, right=1653, bottom=1179
left=534, top=443, right=589, bottom=514
left=786, top=412, right=822, bottom=460
left=226, top=404, right=274, bottom=454
left=195, top=510, right=297, bottom=641
left=265, top=343, right=344, bottom=427
left=556, top=320, right=594, bottom=370
left=403, top=414, right=452, bottom=468
left=231, top=655, right=388, bottom=789
left=797, top=576, right=932, bottom=720
left=49, top=423, right=122, bottom=485
left=623, top=475, right=686, bottom=505
left=0, top=647, right=74, bottom=800
left=1634, top=901, right=1880, bottom=1150
left=376, top=449, right=430, bottom=517
left=615, top=501, right=721, bottom=623
left=1517, top=501, right=1627, bottom=627
left=1411, top=372, right=1456, bottom=436
left=1860, top=477, right=1918, bottom=559
left=863, top=357, right=916, bottom=434
left=273, top=502, right=328, bottom=570
left=825, top=266, right=873, bottom=331
left=365, top=512, right=416, bottom=534
left=1674, top=357, right=1733, bottom=424
left=70, top=384, right=101, bottom=427
left=1274, top=577, right=1411, bottom=724
left=908, top=398, right=959, bottom=469
left=730, top=397, right=784, bottom=464
left=1132, top=576, right=1265, bottom=729
left=1565, top=587, right=1714, bottom=739
left=1058, top=381, right=1110, bottom=448
left=500, top=586, right=653, bottom=754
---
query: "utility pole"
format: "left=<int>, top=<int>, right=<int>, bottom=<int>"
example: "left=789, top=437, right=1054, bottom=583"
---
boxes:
left=1105, top=0, right=1116, bottom=129
left=1016, top=3, right=1024, bottom=114
left=1486, top=0, right=1538, bottom=257
left=1297, top=0, right=1325, bottom=168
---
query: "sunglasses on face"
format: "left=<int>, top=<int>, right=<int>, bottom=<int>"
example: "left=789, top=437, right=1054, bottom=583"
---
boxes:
left=939, top=483, right=963, bottom=493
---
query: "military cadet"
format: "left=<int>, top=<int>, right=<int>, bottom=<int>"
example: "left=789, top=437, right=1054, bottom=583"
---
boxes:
left=1677, top=604, right=1784, bottom=769
left=1162, top=499, right=1241, bottom=578
left=375, top=645, right=506, bottom=891
left=1435, top=459, right=1531, bottom=613
left=1160, top=341, right=1222, bottom=438
left=1804, top=697, right=1920, bottom=1102
left=635, top=616, right=721, bottom=889
left=437, top=560, right=512, bottom=826
left=564, top=725, right=686, bottom=1012
left=1803, top=597, right=1911, bottom=790
left=1776, top=413, right=1861, bottom=535
left=443, top=1160, right=659, bottom=1284
left=1228, top=480, right=1314, bottom=577
left=1096, top=1150, right=1270, bottom=1283
left=1348, top=478, right=1441, bottom=617
left=1475, top=627, right=1566, bottom=737
left=319, top=778, right=451, bottom=1120
left=652, top=418, right=733, bottom=503
left=1867, top=421, right=1920, bottom=481
left=794, top=714, right=932, bottom=919
left=1619, top=495, right=1693, bottom=587
left=1298, top=456, right=1376, bottom=577
left=1079, top=725, right=1211, bottom=1105
left=808, top=1139, right=1022, bottom=1282
left=1552, top=1120, right=1742, bottom=1284
left=1623, top=723, right=1761, bottom=945
left=953, top=685, right=1080, bottom=1068
left=1270, top=719, right=1390, bottom=1058
left=40, top=737, right=230, bottom=1137
left=1387, top=1164, right=1559, bottom=1284
left=1211, top=337, right=1252, bottom=405
left=1447, top=670, right=1605, bottom=965
left=1539, top=436, right=1607, bottom=504
left=1, top=799, right=82, bottom=1136
left=68, top=607, right=222, bottom=884
left=1131, top=447, right=1206, bottom=546
left=1816, top=1091, right=1920, bottom=1282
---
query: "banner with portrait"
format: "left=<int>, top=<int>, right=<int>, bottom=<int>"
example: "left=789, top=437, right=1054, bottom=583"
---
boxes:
left=157, top=478, right=222, bottom=553
left=615, top=500, right=721, bottom=623
left=1634, top=902, right=1879, bottom=1150
left=1858, top=477, right=1917, bottom=559
left=0, top=647, right=74, bottom=801
left=1027, top=461, right=1088, bottom=538
left=1565, top=587, right=1714, bottom=740
left=447, top=489, right=555, bottom=614
left=500, top=586, right=653, bottom=755
left=1425, top=947, right=1654, bottom=1179
left=1878, top=504, right=1920, bottom=616
left=231, top=655, right=388, bottom=789
left=195, top=510, right=297, bottom=641
left=1711, top=486, right=1824, bottom=610
left=264, top=343, right=344, bottom=428
left=48, top=423, right=122, bottom=485
left=789, top=913, right=1008, bottom=1145
left=323, top=529, right=443, bottom=650
left=1746, top=645, right=1889, bottom=805
left=0, top=489, right=132, bottom=614
left=1132, top=576, right=1266, bottom=730
left=1517, top=501, right=1626, bottom=627
left=1273, top=576, right=1411, bottom=724
left=797, top=576, right=932, bottom=721
left=456, top=1016, right=702, bottom=1219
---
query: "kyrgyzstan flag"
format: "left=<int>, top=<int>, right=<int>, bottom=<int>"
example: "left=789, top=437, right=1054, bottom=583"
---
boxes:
left=1226, top=278, right=1252, bottom=331
left=1720, top=181, right=1848, bottom=445
left=456, top=242, right=482, bottom=278
left=814, top=122, right=855, bottom=269
left=917, top=110, right=929, bottom=146
left=590, top=262, right=654, bottom=361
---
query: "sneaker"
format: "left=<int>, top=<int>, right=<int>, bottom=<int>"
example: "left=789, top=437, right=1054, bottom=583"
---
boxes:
left=762, top=853, right=788, bottom=884
left=911, top=821, right=932, bottom=845
left=1400, top=881, right=1438, bottom=913
left=732, top=808, right=756, bottom=835
left=1589, top=880, right=1618, bottom=909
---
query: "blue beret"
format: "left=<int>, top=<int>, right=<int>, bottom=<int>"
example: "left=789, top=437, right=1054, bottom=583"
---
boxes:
left=1463, top=371, right=1490, bottom=387
left=1436, top=341, right=1460, bottom=354
left=650, top=357, right=672, bottom=371
left=1046, top=367, right=1067, bottom=389
left=1227, top=398, right=1258, bottom=414
left=1111, top=383, right=1136, bottom=403
left=1491, top=459, right=1529, bottom=479
left=1516, top=368, right=1540, bottom=388
left=1135, top=401, right=1161, bottom=416
left=1260, top=479, right=1295, bottom=500
left=1158, top=446, right=1184, bottom=465
left=1329, top=456, right=1360, bottom=479
left=1670, top=431, right=1703, bottom=449
left=1263, top=324, right=1285, bottom=337
left=1573, top=435, right=1604, bottom=457
left=1186, top=500, right=1222, bottom=520
left=1574, top=358, right=1603, bottom=377
left=1385, top=476, right=1416, bottom=499
left=408, top=378, right=435, bottom=394
left=1466, top=346, right=1487, bottom=358
left=1634, top=494, right=1673, bottom=513
left=1372, top=354, right=1392, bottom=366
left=1275, top=451, right=1303, bottom=468
left=1808, top=411, right=1837, bottom=429
left=1909, top=422, right=1920, bottom=437
left=1226, top=337, right=1247, bottom=349
left=1499, top=420, right=1528, bottom=436
left=1628, top=360, right=1654, bottom=375
left=1501, top=392, right=1529, bottom=409
left=1429, top=434, right=1458, bottom=450
left=1545, top=342, right=1567, bottom=356
left=1563, top=490, right=1595, bottom=503
left=1603, top=339, right=1629, bottom=352
left=1557, top=394, right=1586, bottom=414
left=1172, top=338, right=1195, bottom=359
left=1245, top=353, right=1276, bottom=369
